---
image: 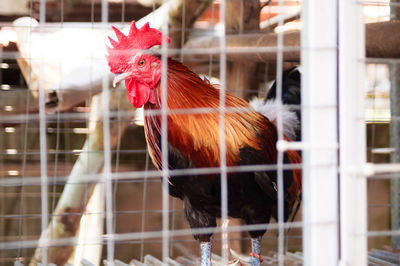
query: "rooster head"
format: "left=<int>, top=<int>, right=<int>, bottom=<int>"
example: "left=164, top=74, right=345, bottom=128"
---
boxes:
left=106, top=21, right=170, bottom=108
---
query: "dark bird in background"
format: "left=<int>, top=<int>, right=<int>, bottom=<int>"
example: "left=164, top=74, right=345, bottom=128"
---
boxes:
left=106, top=21, right=302, bottom=266
left=266, top=67, right=302, bottom=141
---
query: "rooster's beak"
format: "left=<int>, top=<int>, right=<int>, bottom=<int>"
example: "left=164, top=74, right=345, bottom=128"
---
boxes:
left=113, top=72, right=132, bottom=88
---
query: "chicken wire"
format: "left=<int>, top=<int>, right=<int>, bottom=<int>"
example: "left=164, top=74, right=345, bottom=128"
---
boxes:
left=0, top=0, right=399, bottom=265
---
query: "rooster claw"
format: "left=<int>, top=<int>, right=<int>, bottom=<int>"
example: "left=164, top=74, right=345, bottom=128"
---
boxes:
left=227, top=258, right=242, bottom=266
left=230, top=249, right=252, bottom=265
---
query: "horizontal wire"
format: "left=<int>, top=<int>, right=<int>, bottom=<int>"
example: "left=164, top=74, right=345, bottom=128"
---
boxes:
left=0, top=163, right=391, bottom=183
left=367, top=173, right=400, bottom=179
left=0, top=163, right=305, bottom=186
left=0, top=234, right=303, bottom=246
left=8, top=162, right=397, bottom=184
left=0, top=149, right=148, bottom=156
left=1, top=103, right=332, bottom=123
left=0, top=45, right=302, bottom=60
left=364, top=58, right=400, bottom=64
left=368, top=229, right=400, bottom=238
left=0, top=201, right=386, bottom=220
left=0, top=233, right=304, bottom=252
left=0, top=221, right=311, bottom=251
left=0, top=209, right=185, bottom=220
left=360, top=163, right=400, bottom=177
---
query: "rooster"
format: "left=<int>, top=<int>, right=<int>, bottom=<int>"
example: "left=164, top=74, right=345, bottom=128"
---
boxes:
left=106, top=21, right=301, bottom=266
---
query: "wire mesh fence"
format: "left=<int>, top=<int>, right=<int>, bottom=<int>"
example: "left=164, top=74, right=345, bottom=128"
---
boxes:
left=0, top=0, right=399, bottom=265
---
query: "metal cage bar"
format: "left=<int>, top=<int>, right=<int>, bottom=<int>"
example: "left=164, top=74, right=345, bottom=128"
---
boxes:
left=160, top=0, right=170, bottom=262
left=101, top=0, right=116, bottom=263
left=218, top=0, right=229, bottom=263
left=301, top=0, right=339, bottom=265
left=38, top=0, right=49, bottom=264
left=338, top=0, right=367, bottom=264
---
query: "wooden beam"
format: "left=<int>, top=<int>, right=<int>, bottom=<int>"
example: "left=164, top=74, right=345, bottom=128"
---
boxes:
left=225, top=0, right=261, bottom=99
left=184, top=20, right=400, bottom=62
left=168, top=0, right=213, bottom=49
left=30, top=0, right=153, bottom=22
left=185, top=31, right=300, bottom=62
left=29, top=89, right=134, bottom=266
left=366, top=20, right=400, bottom=59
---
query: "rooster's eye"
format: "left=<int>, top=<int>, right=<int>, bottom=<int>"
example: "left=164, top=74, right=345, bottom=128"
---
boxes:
left=138, top=59, right=146, bottom=67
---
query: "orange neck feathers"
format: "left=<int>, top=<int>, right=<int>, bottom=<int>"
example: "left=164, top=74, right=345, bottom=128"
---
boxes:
left=144, top=59, right=272, bottom=168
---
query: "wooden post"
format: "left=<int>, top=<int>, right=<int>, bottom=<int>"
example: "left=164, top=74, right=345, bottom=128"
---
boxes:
left=225, top=0, right=260, bottom=100
left=168, top=0, right=212, bottom=49
left=29, top=89, right=134, bottom=266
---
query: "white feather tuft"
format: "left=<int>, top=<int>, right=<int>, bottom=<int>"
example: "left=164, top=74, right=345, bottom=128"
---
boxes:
left=249, top=97, right=299, bottom=140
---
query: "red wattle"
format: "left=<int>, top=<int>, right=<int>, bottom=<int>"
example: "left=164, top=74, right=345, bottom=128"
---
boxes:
left=126, top=79, right=151, bottom=108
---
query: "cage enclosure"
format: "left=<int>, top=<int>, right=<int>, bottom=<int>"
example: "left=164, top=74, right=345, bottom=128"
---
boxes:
left=1, top=0, right=400, bottom=266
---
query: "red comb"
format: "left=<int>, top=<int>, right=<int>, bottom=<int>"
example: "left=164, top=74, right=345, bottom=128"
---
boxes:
left=106, top=21, right=170, bottom=73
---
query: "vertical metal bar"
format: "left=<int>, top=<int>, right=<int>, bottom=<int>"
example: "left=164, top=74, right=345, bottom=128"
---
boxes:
left=208, top=1, right=215, bottom=78
left=390, top=63, right=400, bottom=248
left=390, top=0, right=400, bottom=249
left=160, top=0, right=170, bottom=262
left=301, top=0, right=339, bottom=265
left=101, top=0, right=115, bottom=263
left=50, top=0, right=63, bottom=252
left=140, top=151, right=150, bottom=260
left=275, top=1, right=285, bottom=264
left=338, top=0, right=367, bottom=264
left=38, top=0, right=49, bottom=264
left=218, top=0, right=228, bottom=262
left=112, top=0, right=126, bottom=237
left=180, top=0, right=186, bottom=62
left=18, top=12, right=34, bottom=260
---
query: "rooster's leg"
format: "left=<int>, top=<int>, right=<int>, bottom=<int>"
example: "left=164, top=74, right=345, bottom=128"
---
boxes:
left=183, top=196, right=215, bottom=265
left=250, top=236, right=263, bottom=266
left=200, top=240, right=212, bottom=266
